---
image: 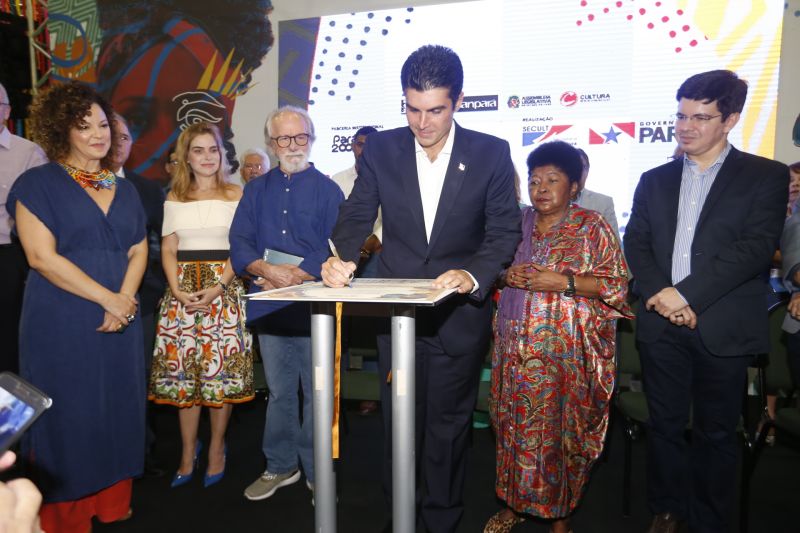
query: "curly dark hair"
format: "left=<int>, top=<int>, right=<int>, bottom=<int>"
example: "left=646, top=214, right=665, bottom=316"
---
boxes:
left=526, top=141, right=583, bottom=185
left=28, top=81, right=118, bottom=169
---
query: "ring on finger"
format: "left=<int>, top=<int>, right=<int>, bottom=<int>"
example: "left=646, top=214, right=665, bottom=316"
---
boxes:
left=116, top=323, right=124, bottom=332
left=126, top=314, right=135, bottom=322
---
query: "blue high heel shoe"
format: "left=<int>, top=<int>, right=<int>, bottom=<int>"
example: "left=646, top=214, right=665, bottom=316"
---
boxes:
left=171, top=441, right=202, bottom=488
left=203, top=444, right=226, bottom=488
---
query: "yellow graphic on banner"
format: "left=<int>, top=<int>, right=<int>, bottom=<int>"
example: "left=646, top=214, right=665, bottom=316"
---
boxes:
left=684, top=0, right=782, bottom=157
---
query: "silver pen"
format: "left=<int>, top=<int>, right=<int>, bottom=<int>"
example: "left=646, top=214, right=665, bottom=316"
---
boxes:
left=328, top=238, right=355, bottom=286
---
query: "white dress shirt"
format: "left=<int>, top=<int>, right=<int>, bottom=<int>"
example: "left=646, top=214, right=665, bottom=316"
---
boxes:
left=415, top=126, right=456, bottom=241
left=331, top=164, right=383, bottom=241
left=413, top=127, right=478, bottom=291
left=0, top=127, right=48, bottom=244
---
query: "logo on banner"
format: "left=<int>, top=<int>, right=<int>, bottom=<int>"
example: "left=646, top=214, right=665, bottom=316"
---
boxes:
left=638, top=119, right=676, bottom=143
left=580, top=93, right=611, bottom=103
left=522, top=125, right=572, bottom=146
left=559, top=91, right=611, bottom=107
left=460, top=95, right=498, bottom=112
left=560, top=91, right=578, bottom=107
left=588, top=122, right=635, bottom=144
left=330, top=134, right=354, bottom=153
left=508, top=95, right=552, bottom=108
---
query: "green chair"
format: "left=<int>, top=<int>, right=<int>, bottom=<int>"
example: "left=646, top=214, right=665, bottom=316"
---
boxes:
left=741, top=301, right=799, bottom=532
left=613, top=313, right=648, bottom=517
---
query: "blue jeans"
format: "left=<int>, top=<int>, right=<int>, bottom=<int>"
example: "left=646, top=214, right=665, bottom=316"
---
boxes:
left=258, top=332, right=314, bottom=482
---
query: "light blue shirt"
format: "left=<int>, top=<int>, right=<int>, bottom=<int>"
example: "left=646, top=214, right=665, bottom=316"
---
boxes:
left=671, top=143, right=732, bottom=287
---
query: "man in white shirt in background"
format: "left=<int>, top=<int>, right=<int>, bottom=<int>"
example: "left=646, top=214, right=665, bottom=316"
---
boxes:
left=0, top=82, right=47, bottom=374
left=575, top=147, right=619, bottom=237
left=331, top=126, right=381, bottom=277
left=331, top=126, right=382, bottom=415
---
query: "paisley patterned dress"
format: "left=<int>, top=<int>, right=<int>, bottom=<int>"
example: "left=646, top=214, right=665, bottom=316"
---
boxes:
left=490, top=205, right=631, bottom=518
left=149, top=200, right=254, bottom=406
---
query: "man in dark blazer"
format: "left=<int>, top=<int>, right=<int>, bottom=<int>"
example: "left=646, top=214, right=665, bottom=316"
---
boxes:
left=112, top=114, right=166, bottom=475
left=322, top=45, right=521, bottom=533
left=624, top=70, right=789, bottom=533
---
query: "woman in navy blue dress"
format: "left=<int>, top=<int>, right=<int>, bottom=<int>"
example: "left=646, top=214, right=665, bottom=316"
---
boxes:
left=7, top=81, right=147, bottom=533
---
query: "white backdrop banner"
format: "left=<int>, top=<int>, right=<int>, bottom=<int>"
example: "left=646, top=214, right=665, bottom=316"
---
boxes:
left=280, top=0, right=784, bottom=233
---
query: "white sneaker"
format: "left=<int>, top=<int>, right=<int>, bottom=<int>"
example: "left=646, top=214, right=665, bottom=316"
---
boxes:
left=243, top=470, right=301, bottom=501
left=307, top=479, right=314, bottom=506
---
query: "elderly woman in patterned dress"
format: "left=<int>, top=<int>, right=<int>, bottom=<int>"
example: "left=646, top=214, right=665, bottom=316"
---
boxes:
left=484, top=141, right=631, bottom=533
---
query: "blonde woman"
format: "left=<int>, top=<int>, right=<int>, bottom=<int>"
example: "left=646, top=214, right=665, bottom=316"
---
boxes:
left=149, top=122, right=253, bottom=488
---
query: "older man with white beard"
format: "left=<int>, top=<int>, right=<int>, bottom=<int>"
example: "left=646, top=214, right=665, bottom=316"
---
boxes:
left=229, top=106, right=343, bottom=502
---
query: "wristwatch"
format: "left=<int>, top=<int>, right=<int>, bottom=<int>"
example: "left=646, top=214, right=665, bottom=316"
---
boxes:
left=563, top=274, right=576, bottom=297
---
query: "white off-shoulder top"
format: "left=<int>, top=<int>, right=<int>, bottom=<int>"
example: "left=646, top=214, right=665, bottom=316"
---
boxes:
left=162, top=200, right=239, bottom=251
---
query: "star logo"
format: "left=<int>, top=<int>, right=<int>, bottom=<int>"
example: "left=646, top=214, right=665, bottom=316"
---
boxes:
left=603, top=127, right=620, bottom=143
left=589, top=123, right=635, bottom=145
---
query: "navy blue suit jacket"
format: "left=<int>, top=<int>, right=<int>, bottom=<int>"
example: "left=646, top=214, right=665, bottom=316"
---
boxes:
left=332, top=123, right=521, bottom=355
left=624, top=147, right=789, bottom=356
left=125, top=169, right=166, bottom=313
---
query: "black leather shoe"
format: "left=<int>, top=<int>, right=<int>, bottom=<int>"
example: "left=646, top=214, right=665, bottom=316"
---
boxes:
left=646, top=513, right=683, bottom=533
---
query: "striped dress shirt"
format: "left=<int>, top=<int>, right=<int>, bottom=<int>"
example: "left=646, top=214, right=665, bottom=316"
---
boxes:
left=671, top=142, right=732, bottom=286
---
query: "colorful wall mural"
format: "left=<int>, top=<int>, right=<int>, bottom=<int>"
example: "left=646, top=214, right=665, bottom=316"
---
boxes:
left=3, top=0, right=275, bottom=182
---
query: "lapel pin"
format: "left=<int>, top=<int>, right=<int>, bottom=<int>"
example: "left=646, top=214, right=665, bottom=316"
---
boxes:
left=458, top=162, right=466, bottom=172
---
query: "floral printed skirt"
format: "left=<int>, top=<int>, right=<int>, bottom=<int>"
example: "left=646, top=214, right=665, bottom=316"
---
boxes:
left=149, top=254, right=254, bottom=407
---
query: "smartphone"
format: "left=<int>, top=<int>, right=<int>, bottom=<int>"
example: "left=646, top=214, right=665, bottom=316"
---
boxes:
left=0, top=372, right=52, bottom=454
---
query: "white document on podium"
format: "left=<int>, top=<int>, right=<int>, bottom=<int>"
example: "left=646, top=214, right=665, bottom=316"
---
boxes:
left=246, top=278, right=457, bottom=306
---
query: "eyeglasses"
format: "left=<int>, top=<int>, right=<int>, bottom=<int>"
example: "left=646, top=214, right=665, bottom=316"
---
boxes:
left=673, top=113, right=722, bottom=123
left=270, top=134, right=311, bottom=148
left=243, top=163, right=264, bottom=171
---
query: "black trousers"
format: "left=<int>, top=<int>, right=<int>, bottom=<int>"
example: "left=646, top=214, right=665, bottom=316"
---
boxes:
left=639, top=324, right=752, bottom=533
left=0, top=242, right=29, bottom=374
left=783, top=330, right=800, bottom=389
left=377, top=331, right=485, bottom=533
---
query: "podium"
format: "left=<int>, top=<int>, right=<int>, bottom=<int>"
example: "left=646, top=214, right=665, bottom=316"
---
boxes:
left=249, top=279, right=455, bottom=533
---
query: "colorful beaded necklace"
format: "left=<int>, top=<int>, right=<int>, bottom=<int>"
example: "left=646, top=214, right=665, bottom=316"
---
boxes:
left=60, top=163, right=116, bottom=191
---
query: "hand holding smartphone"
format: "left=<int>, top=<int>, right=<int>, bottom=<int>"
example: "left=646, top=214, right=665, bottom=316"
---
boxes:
left=0, top=373, right=52, bottom=455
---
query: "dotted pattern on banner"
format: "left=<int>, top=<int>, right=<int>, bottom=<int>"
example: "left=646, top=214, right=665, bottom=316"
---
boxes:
left=309, top=8, right=416, bottom=106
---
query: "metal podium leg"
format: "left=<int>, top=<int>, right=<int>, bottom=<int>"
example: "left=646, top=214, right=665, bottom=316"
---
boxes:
left=391, top=305, right=415, bottom=533
left=311, top=302, right=336, bottom=532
